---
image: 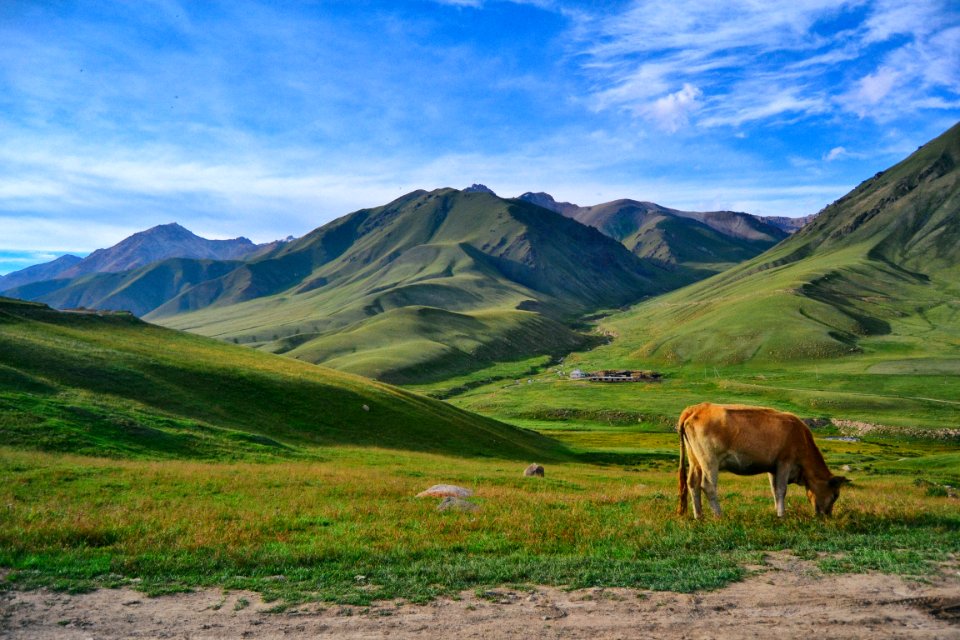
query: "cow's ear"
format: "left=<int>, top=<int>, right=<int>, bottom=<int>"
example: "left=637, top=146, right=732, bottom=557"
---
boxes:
left=829, top=476, right=850, bottom=488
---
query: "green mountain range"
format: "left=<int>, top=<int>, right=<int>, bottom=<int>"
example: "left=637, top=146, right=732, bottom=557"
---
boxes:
left=153, top=189, right=678, bottom=382
left=569, top=200, right=786, bottom=272
left=518, top=192, right=791, bottom=278
left=592, top=121, right=960, bottom=366
left=0, top=297, right=562, bottom=460
left=2, top=187, right=810, bottom=384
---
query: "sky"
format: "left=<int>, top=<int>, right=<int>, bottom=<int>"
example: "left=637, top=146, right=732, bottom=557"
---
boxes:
left=1, top=0, right=959, bottom=274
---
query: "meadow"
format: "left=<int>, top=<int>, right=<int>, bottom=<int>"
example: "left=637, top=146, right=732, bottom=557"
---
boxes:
left=1, top=436, right=957, bottom=607
left=1, top=298, right=958, bottom=605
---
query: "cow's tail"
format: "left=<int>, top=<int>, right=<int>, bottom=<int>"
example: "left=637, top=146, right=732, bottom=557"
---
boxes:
left=677, top=408, right=692, bottom=516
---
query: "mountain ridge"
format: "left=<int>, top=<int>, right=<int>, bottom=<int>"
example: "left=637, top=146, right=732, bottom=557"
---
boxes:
left=0, top=254, right=83, bottom=291
left=152, top=187, right=678, bottom=382
left=589, top=121, right=960, bottom=366
left=518, top=194, right=791, bottom=276
left=0, top=223, right=276, bottom=294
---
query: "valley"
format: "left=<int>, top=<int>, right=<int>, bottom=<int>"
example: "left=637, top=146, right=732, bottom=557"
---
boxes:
left=4, top=3, right=959, bottom=637
left=1, top=124, right=959, bottom=623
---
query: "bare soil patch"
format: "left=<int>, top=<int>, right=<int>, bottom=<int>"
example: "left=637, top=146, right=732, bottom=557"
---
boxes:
left=2, top=554, right=958, bottom=639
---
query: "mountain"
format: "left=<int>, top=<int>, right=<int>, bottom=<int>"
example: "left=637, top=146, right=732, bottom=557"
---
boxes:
left=517, top=192, right=580, bottom=217
left=58, top=223, right=260, bottom=278
left=758, top=214, right=817, bottom=234
left=463, top=183, right=497, bottom=194
left=0, top=223, right=287, bottom=314
left=0, top=224, right=265, bottom=298
left=149, top=188, right=678, bottom=382
left=517, top=193, right=790, bottom=278
left=4, top=258, right=244, bottom=317
left=0, top=254, right=83, bottom=291
left=0, top=296, right=564, bottom=460
left=589, top=121, right=960, bottom=365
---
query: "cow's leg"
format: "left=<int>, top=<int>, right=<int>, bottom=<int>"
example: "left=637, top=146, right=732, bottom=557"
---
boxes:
left=701, top=462, right=722, bottom=518
left=772, top=465, right=790, bottom=517
left=689, top=464, right=703, bottom=519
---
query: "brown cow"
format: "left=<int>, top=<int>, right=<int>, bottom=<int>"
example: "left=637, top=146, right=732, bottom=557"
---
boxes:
left=677, top=403, right=849, bottom=518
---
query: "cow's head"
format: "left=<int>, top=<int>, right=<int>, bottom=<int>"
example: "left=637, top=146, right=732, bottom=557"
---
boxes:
left=807, top=475, right=850, bottom=516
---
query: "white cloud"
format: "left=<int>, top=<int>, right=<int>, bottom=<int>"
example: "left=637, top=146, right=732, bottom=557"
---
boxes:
left=838, top=66, right=901, bottom=118
left=573, top=0, right=960, bottom=129
left=648, top=84, right=702, bottom=132
left=825, top=146, right=847, bottom=161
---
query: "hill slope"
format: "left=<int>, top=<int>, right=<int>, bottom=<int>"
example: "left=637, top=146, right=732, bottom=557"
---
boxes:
left=151, top=189, right=678, bottom=382
left=518, top=193, right=790, bottom=277
left=0, top=297, right=563, bottom=460
left=589, top=122, right=960, bottom=366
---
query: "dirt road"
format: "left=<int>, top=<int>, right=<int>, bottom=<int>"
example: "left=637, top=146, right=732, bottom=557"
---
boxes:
left=2, top=554, right=958, bottom=639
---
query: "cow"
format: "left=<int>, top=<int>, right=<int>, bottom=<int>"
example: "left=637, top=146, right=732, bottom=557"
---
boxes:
left=676, top=402, right=849, bottom=518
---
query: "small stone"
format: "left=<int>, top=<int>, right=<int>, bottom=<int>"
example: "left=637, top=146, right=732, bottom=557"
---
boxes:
left=841, top=465, right=852, bottom=472
left=362, top=404, right=370, bottom=412
left=524, top=463, right=545, bottom=477
left=416, top=484, right=473, bottom=498
left=436, top=497, right=479, bottom=512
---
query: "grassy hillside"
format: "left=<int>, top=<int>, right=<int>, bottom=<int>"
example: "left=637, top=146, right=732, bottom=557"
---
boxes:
left=564, top=199, right=787, bottom=277
left=0, top=297, right=565, bottom=460
left=153, top=189, right=678, bottom=382
left=580, top=122, right=960, bottom=366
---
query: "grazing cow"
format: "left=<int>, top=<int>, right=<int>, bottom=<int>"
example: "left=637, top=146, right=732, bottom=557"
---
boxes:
left=677, top=403, right=849, bottom=518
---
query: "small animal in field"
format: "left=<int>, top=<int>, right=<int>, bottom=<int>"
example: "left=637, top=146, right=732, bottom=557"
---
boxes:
left=676, top=402, right=849, bottom=518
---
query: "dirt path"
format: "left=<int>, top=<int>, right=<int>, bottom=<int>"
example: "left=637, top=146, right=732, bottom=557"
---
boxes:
left=2, top=554, right=958, bottom=639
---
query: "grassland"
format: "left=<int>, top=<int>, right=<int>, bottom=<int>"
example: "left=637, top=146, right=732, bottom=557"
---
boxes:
left=1, top=300, right=957, bottom=604
left=2, top=437, right=957, bottom=605
left=3, top=170, right=960, bottom=609
left=0, top=297, right=562, bottom=460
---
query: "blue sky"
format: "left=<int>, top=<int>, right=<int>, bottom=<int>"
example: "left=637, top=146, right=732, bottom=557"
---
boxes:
left=1, top=0, right=959, bottom=274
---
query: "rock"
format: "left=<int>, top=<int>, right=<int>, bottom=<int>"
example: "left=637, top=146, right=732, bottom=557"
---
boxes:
left=841, top=464, right=852, bottom=472
left=524, top=463, right=545, bottom=477
left=362, top=404, right=370, bottom=412
left=463, top=183, right=496, bottom=195
left=416, top=484, right=473, bottom=498
left=437, top=497, right=479, bottom=512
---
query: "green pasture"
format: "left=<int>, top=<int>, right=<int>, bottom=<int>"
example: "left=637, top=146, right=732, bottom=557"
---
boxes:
left=1, top=294, right=959, bottom=604
left=1, top=437, right=957, bottom=605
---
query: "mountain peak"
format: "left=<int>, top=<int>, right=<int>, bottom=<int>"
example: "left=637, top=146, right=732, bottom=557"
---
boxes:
left=517, top=192, right=580, bottom=216
left=463, top=183, right=496, bottom=195
left=141, top=222, right=198, bottom=239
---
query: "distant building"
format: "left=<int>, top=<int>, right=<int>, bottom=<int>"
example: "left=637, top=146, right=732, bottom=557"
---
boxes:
left=570, top=369, right=586, bottom=379
left=582, top=369, right=662, bottom=383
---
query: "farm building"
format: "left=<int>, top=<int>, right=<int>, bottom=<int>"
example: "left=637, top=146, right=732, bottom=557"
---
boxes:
left=582, top=370, right=662, bottom=382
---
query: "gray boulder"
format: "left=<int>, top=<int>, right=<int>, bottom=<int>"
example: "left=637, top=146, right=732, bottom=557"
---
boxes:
left=524, top=463, right=545, bottom=477
left=416, top=484, right=473, bottom=498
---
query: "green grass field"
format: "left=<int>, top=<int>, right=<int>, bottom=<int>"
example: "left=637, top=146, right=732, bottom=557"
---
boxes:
left=2, top=438, right=957, bottom=605
left=2, top=267, right=959, bottom=606
left=0, top=297, right=563, bottom=461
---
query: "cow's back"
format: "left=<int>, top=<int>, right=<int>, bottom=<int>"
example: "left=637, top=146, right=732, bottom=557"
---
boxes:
left=680, top=403, right=810, bottom=468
